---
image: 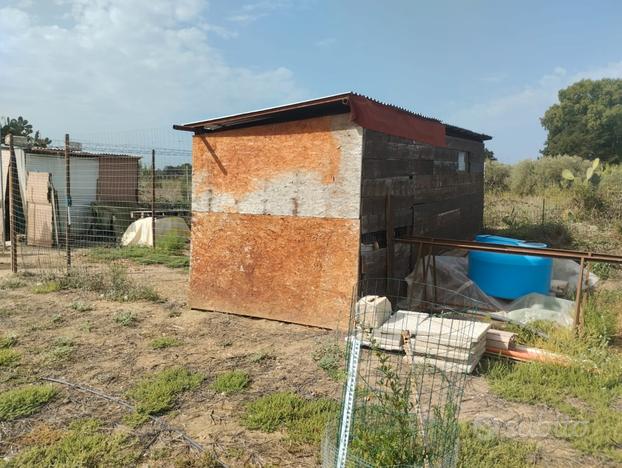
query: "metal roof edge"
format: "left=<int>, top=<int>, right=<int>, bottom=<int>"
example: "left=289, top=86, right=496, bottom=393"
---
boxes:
left=173, top=92, right=492, bottom=142
left=176, top=92, right=352, bottom=129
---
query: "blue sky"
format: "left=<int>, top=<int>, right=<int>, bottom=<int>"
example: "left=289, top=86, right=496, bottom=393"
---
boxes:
left=1, top=0, right=622, bottom=162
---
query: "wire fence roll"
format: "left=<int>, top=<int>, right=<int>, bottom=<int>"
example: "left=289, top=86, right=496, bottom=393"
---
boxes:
left=323, top=278, right=488, bottom=468
left=0, top=130, right=192, bottom=274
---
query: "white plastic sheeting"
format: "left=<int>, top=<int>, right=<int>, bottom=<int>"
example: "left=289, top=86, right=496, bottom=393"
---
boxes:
left=505, top=293, right=575, bottom=328
left=404, top=256, right=507, bottom=312
left=121, top=216, right=189, bottom=247
left=552, top=258, right=599, bottom=294
left=404, top=255, right=599, bottom=328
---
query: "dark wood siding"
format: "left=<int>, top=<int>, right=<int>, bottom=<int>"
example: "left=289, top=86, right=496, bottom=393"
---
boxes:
left=96, top=156, right=139, bottom=203
left=360, top=129, right=485, bottom=280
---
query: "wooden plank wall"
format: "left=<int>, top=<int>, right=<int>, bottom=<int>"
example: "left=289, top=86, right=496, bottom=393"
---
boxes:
left=360, top=130, right=485, bottom=281
left=97, top=157, right=139, bottom=203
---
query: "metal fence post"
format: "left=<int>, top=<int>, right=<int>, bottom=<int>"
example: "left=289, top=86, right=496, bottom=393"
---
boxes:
left=541, top=197, right=546, bottom=226
left=0, top=131, right=5, bottom=253
left=65, top=134, right=71, bottom=271
left=151, top=149, right=156, bottom=249
left=8, top=134, right=17, bottom=273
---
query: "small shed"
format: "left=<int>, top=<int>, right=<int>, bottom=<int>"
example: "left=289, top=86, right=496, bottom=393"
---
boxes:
left=1, top=142, right=141, bottom=247
left=175, top=93, right=491, bottom=329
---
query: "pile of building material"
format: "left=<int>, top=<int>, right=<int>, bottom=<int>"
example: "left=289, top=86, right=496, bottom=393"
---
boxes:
left=358, top=305, right=490, bottom=373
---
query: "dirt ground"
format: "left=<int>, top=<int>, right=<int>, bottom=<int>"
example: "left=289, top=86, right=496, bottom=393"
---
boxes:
left=0, top=250, right=617, bottom=467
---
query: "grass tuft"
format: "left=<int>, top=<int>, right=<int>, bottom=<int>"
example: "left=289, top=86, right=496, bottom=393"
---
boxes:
left=150, top=336, right=182, bottom=349
left=47, top=337, right=75, bottom=362
left=248, top=351, right=275, bottom=363
left=122, top=411, right=150, bottom=428
left=7, top=419, right=139, bottom=466
left=172, top=451, right=223, bottom=468
left=458, top=422, right=541, bottom=468
left=0, top=385, right=58, bottom=421
left=0, top=334, right=18, bottom=349
left=312, top=342, right=345, bottom=380
left=242, top=391, right=338, bottom=445
left=31, top=280, right=61, bottom=294
left=0, top=348, right=21, bottom=367
left=210, top=370, right=250, bottom=395
left=70, top=301, right=94, bottom=312
left=114, top=311, right=139, bottom=327
left=126, top=367, right=204, bottom=415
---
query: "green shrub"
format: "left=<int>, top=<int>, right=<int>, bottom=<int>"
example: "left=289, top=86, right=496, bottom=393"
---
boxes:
left=598, top=164, right=622, bottom=197
left=510, top=155, right=590, bottom=195
left=491, top=218, right=573, bottom=249
left=210, top=370, right=250, bottom=394
left=348, top=352, right=430, bottom=466
left=509, top=160, right=537, bottom=195
left=157, top=231, right=188, bottom=253
left=126, top=367, right=204, bottom=415
left=569, top=184, right=605, bottom=217
left=484, top=160, right=511, bottom=192
left=7, top=419, right=139, bottom=466
left=0, top=385, right=58, bottom=421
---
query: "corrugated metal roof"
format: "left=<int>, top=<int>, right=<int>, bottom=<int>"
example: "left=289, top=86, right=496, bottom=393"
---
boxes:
left=173, top=91, right=492, bottom=142
left=25, top=147, right=142, bottom=159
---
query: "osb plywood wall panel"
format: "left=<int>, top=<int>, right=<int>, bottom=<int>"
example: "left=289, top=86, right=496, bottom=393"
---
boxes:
left=97, top=157, right=139, bottom=203
left=192, top=114, right=363, bottom=219
left=189, top=113, right=363, bottom=328
left=190, top=212, right=359, bottom=329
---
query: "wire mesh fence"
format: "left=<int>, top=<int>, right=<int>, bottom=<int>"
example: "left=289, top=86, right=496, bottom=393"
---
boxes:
left=323, top=278, right=490, bottom=467
left=0, top=129, right=192, bottom=275
left=483, top=193, right=567, bottom=231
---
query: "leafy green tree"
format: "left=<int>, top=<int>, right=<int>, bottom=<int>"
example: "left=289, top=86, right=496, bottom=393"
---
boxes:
left=541, top=79, right=622, bottom=163
left=483, top=148, right=497, bottom=161
left=1, top=116, right=51, bottom=147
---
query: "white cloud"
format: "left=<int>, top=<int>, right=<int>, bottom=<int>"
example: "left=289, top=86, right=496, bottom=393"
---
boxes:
left=227, top=0, right=291, bottom=24
left=0, top=0, right=303, bottom=142
left=449, top=62, right=622, bottom=162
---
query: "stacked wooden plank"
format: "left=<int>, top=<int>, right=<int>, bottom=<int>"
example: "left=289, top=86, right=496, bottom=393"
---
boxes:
left=363, top=310, right=490, bottom=373
left=486, top=329, right=516, bottom=350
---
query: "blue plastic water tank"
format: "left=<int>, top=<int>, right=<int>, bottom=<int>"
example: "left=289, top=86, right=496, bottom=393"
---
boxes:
left=467, top=234, right=553, bottom=300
